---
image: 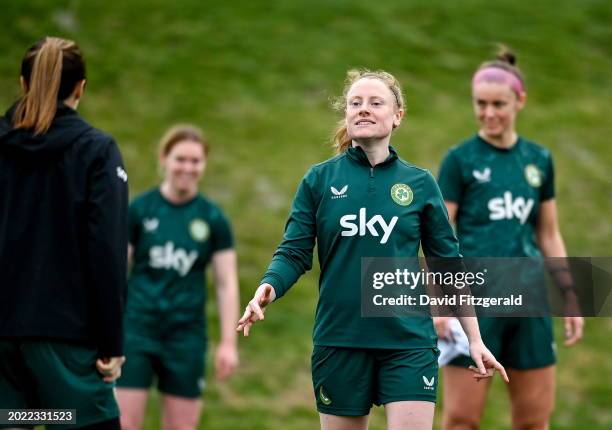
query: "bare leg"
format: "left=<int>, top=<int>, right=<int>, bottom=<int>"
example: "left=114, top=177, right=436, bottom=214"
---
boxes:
left=162, top=393, right=203, bottom=430
left=116, top=388, right=149, bottom=430
left=385, top=400, right=434, bottom=430
left=507, top=366, right=555, bottom=430
left=442, top=365, right=492, bottom=430
left=319, top=413, right=369, bottom=430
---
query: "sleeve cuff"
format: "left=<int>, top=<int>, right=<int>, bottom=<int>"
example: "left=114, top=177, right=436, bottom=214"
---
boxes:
left=261, top=273, right=286, bottom=300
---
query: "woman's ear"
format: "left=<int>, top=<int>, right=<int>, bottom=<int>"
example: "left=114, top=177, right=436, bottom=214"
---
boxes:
left=65, top=80, right=87, bottom=109
left=393, top=109, right=405, bottom=128
left=73, top=79, right=86, bottom=100
left=516, top=91, right=527, bottom=111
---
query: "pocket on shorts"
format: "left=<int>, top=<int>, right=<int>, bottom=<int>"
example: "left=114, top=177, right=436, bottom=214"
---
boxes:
left=432, top=347, right=440, bottom=359
left=311, top=345, right=335, bottom=372
left=52, top=342, right=97, bottom=376
left=311, top=345, right=340, bottom=387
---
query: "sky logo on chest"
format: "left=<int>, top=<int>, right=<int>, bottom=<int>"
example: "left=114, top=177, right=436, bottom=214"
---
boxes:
left=488, top=191, right=534, bottom=225
left=149, top=241, right=198, bottom=276
left=340, top=208, right=398, bottom=244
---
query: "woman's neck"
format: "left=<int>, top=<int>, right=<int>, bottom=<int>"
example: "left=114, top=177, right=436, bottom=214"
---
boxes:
left=479, top=129, right=518, bottom=149
left=160, top=181, right=197, bottom=204
left=352, top=138, right=390, bottom=166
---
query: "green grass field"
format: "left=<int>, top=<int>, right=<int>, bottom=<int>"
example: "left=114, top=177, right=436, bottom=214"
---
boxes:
left=2, top=1, right=611, bottom=428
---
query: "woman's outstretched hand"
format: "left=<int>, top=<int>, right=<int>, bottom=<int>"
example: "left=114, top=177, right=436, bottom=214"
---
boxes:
left=236, top=283, right=276, bottom=336
left=468, top=340, right=509, bottom=383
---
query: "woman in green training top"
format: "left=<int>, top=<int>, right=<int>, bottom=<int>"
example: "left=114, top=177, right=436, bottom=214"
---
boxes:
left=238, top=69, right=508, bottom=430
left=116, top=125, right=239, bottom=430
left=435, top=47, right=584, bottom=430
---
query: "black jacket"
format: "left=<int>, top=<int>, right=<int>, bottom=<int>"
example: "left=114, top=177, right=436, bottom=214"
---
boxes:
left=0, top=104, right=128, bottom=357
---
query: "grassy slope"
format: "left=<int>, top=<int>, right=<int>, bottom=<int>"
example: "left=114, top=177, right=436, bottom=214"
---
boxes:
left=1, top=1, right=611, bottom=428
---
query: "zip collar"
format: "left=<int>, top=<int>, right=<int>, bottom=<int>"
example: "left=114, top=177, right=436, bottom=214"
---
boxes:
left=476, top=133, right=522, bottom=153
left=346, top=144, right=398, bottom=168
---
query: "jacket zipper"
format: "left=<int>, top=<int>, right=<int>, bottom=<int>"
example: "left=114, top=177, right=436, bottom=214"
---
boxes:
left=368, top=166, right=375, bottom=192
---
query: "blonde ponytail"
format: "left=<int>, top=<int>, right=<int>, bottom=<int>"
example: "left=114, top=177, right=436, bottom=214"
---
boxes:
left=13, top=37, right=85, bottom=135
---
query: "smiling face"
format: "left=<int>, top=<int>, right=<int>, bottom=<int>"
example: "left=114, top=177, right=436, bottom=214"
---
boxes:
left=160, top=140, right=206, bottom=195
left=472, top=81, right=525, bottom=139
left=345, top=78, right=404, bottom=145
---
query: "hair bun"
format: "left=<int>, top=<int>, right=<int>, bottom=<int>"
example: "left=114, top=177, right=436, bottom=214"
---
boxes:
left=496, top=45, right=517, bottom=65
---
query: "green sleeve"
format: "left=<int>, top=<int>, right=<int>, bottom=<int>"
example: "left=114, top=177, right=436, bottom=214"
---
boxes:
left=420, top=171, right=461, bottom=258
left=541, top=153, right=555, bottom=201
left=261, top=168, right=318, bottom=299
left=128, top=199, right=141, bottom=246
left=437, top=149, right=463, bottom=204
left=210, top=207, right=235, bottom=252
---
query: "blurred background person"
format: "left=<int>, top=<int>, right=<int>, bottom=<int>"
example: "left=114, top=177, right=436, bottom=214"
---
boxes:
left=0, top=36, right=128, bottom=429
left=435, top=46, right=584, bottom=430
left=116, top=124, right=239, bottom=430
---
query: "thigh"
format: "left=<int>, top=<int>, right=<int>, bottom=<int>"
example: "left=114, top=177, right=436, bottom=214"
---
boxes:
left=441, top=365, right=492, bottom=430
left=162, top=394, right=203, bottom=430
left=319, top=413, right=368, bottom=430
left=385, top=401, right=434, bottom=430
left=20, top=341, right=119, bottom=429
left=507, top=366, right=555, bottom=430
left=116, top=388, right=149, bottom=430
left=116, top=341, right=156, bottom=390
left=376, top=348, right=439, bottom=405
left=311, top=346, right=375, bottom=417
left=504, top=317, right=556, bottom=370
left=157, top=333, right=206, bottom=399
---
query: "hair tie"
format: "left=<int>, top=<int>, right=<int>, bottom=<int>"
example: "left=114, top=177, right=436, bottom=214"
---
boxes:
left=472, top=67, right=524, bottom=95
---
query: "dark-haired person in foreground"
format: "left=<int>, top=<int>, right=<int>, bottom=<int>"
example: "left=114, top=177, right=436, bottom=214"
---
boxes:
left=0, top=37, right=127, bottom=429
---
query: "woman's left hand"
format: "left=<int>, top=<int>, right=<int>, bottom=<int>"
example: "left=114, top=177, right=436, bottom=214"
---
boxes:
left=468, top=340, right=509, bottom=383
left=215, top=342, right=238, bottom=381
left=564, top=316, right=584, bottom=346
left=95, top=356, right=126, bottom=382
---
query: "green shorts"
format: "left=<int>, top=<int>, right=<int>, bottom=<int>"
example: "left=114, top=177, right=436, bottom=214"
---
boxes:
left=311, top=346, right=439, bottom=416
left=449, top=317, right=556, bottom=370
left=117, top=328, right=206, bottom=398
left=0, top=339, right=119, bottom=429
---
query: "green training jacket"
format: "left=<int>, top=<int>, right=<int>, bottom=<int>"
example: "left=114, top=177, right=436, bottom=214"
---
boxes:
left=438, top=134, right=554, bottom=257
left=126, top=188, right=234, bottom=339
left=262, top=145, right=460, bottom=349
